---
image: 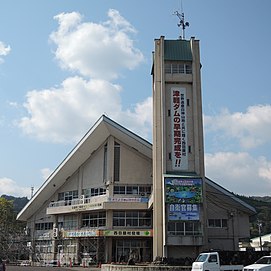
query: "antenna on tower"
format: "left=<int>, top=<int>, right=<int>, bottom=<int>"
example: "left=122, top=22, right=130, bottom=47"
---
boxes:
left=173, top=4, right=189, bottom=40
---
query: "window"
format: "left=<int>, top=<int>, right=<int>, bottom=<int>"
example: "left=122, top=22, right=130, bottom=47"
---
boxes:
left=114, top=142, right=120, bottom=181
left=209, top=254, right=218, bottom=263
left=164, top=62, right=192, bottom=75
left=103, top=144, right=108, bottom=182
left=185, top=64, right=192, bottom=74
left=35, top=222, right=53, bottom=231
left=127, top=186, right=139, bottom=195
left=113, top=211, right=152, bottom=228
left=168, top=221, right=202, bottom=236
left=114, top=185, right=152, bottom=195
left=83, top=187, right=106, bottom=198
left=82, top=212, right=106, bottom=228
left=208, top=219, right=227, bottom=228
left=113, top=186, right=126, bottom=194
left=58, top=190, right=78, bottom=202
left=62, top=215, right=78, bottom=230
left=165, top=64, right=172, bottom=74
left=35, top=241, right=52, bottom=253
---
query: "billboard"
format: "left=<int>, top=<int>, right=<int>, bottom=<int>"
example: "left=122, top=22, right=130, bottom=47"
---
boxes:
left=165, top=177, right=202, bottom=221
left=171, top=87, right=188, bottom=170
left=165, top=177, right=202, bottom=203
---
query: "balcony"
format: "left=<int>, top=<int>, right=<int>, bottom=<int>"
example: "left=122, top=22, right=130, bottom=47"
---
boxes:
left=47, top=195, right=150, bottom=215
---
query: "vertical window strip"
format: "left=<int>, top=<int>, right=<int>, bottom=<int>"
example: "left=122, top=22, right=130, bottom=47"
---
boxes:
left=103, top=144, right=108, bottom=182
left=114, top=142, right=120, bottom=182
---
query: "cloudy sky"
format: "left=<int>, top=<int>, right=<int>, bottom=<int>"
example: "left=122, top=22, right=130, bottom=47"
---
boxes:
left=0, top=0, right=271, bottom=198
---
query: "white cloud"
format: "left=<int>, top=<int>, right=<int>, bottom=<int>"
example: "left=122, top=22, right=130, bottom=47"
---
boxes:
left=0, top=177, right=31, bottom=198
left=0, top=41, right=11, bottom=63
left=19, top=76, right=122, bottom=142
left=17, top=10, right=151, bottom=143
left=18, top=76, right=152, bottom=143
left=205, top=152, right=271, bottom=196
left=204, top=105, right=271, bottom=149
left=50, top=10, right=144, bottom=80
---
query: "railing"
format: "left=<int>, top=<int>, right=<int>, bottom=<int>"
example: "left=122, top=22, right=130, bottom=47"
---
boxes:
left=48, top=195, right=149, bottom=209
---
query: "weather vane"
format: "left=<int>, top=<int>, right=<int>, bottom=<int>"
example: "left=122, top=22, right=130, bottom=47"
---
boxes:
left=173, top=10, right=189, bottom=40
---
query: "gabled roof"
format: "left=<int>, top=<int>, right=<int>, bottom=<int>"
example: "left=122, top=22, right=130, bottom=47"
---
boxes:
left=17, top=115, right=152, bottom=221
left=205, top=177, right=256, bottom=215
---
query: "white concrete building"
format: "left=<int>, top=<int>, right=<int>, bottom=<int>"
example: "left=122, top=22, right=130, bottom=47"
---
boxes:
left=17, top=37, right=256, bottom=265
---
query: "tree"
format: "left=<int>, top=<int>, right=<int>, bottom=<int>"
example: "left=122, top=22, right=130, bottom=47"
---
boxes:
left=0, top=197, right=27, bottom=261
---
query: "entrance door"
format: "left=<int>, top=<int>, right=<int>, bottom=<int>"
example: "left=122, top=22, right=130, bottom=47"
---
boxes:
left=113, top=239, right=152, bottom=263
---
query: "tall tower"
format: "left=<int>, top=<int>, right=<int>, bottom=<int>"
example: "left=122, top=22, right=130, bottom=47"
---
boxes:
left=152, top=36, right=206, bottom=259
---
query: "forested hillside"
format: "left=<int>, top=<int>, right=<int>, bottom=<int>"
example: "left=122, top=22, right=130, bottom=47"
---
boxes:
left=237, top=195, right=271, bottom=238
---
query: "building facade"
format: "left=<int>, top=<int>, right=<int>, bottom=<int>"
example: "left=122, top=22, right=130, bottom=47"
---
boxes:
left=17, top=37, right=256, bottom=266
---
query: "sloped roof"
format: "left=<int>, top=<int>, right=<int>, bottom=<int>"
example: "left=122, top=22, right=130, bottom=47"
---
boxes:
left=17, top=115, right=152, bottom=221
left=164, top=40, right=193, bottom=61
left=205, top=177, right=256, bottom=215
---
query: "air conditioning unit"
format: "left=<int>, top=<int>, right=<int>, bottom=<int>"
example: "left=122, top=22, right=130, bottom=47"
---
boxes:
left=53, top=228, right=58, bottom=238
left=80, top=195, right=85, bottom=204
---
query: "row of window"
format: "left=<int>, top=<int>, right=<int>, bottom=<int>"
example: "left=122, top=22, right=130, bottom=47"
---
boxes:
left=35, top=222, right=53, bottom=230
left=165, top=63, right=192, bottom=75
left=168, top=221, right=202, bottom=236
left=167, top=219, right=228, bottom=236
left=36, top=211, right=152, bottom=231
left=113, top=211, right=152, bottom=227
left=58, top=190, right=78, bottom=201
left=83, top=187, right=106, bottom=198
left=113, top=185, right=152, bottom=195
left=58, top=184, right=152, bottom=202
left=82, top=212, right=106, bottom=228
left=35, top=218, right=228, bottom=234
left=208, top=219, right=228, bottom=228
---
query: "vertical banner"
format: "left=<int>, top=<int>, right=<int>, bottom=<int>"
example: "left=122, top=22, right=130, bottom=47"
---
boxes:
left=171, top=87, right=188, bottom=170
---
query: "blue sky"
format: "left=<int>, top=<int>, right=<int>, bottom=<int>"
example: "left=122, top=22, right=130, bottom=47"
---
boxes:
left=0, top=0, right=271, bottom=198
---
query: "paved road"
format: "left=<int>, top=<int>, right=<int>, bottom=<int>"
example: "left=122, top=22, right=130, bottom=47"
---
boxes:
left=6, top=266, right=101, bottom=271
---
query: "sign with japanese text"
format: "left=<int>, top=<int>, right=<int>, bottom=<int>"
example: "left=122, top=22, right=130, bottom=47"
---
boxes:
left=63, top=229, right=100, bottom=238
left=102, top=230, right=152, bottom=237
left=171, top=87, right=188, bottom=170
left=168, top=203, right=200, bottom=220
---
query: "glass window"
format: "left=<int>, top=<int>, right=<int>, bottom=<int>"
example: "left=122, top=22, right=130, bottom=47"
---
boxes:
left=103, top=144, right=108, bottom=181
left=113, top=211, right=152, bottom=228
left=63, top=215, right=78, bottom=230
left=127, top=186, right=138, bottom=194
left=82, top=212, right=106, bottom=228
left=35, top=222, right=53, bottom=231
left=178, top=64, right=185, bottom=73
left=83, top=187, right=106, bottom=198
left=165, top=64, right=172, bottom=74
left=114, top=186, right=126, bottom=194
left=114, top=142, right=120, bottom=182
left=208, top=219, right=228, bottom=228
left=114, top=185, right=152, bottom=195
left=185, top=64, right=192, bottom=74
left=58, top=190, right=78, bottom=202
left=168, top=221, right=201, bottom=236
left=172, top=64, right=179, bottom=74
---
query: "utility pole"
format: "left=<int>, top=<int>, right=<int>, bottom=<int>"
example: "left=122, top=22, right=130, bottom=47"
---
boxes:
left=257, top=220, right=263, bottom=251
